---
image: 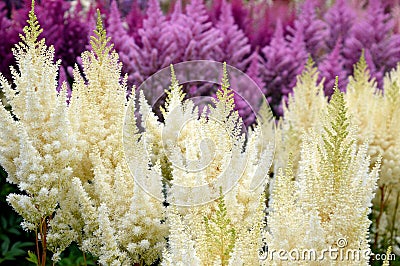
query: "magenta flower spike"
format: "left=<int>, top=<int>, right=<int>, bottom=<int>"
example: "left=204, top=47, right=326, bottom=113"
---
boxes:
left=182, top=0, right=223, bottom=61
left=215, top=0, right=250, bottom=70
left=262, top=21, right=308, bottom=116
left=289, top=0, right=329, bottom=61
left=107, top=0, right=139, bottom=89
left=343, top=0, right=400, bottom=88
left=318, top=38, right=348, bottom=96
left=323, top=0, right=356, bottom=50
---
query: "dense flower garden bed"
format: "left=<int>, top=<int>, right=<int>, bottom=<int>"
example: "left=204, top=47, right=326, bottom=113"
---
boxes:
left=0, top=0, right=399, bottom=265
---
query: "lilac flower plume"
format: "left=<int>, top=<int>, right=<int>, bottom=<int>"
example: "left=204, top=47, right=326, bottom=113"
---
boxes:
left=318, top=39, right=348, bottom=95
left=0, top=2, right=19, bottom=81
left=234, top=50, right=266, bottom=127
left=215, top=0, right=250, bottom=70
left=107, top=0, right=138, bottom=89
left=289, top=0, right=329, bottom=61
left=133, top=0, right=175, bottom=84
left=323, top=0, right=356, bottom=50
left=262, top=21, right=308, bottom=116
left=343, top=0, right=400, bottom=88
left=183, top=0, right=223, bottom=61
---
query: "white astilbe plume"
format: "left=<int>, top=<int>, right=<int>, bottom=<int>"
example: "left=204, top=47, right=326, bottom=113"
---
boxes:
left=345, top=53, right=400, bottom=252
left=145, top=63, right=275, bottom=264
left=0, top=0, right=77, bottom=254
left=275, top=57, right=328, bottom=175
left=46, top=11, right=167, bottom=264
left=265, top=88, right=380, bottom=265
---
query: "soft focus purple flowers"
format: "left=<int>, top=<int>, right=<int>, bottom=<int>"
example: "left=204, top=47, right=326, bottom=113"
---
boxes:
left=0, top=2, right=19, bottom=81
left=343, top=0, right=400, bottom=88
left=2, top=0, right=400, bottom=120
left=261, top=21, right=308, bottom=116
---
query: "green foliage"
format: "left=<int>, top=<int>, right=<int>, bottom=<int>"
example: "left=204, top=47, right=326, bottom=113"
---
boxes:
left=90, top=9, right=113, bottom=62
left=321, top=79, right=354, bottom=179
left=0, top=237, right=34, bottom=263
left=56, top=244, right=97, bottom=266
left=20, top=0, right=43, bottom=46
left=0, top=166, right=35, bottom=265
left=26, top=251, right=38, bottom=264
left=204, top=188, right=236, bottom=266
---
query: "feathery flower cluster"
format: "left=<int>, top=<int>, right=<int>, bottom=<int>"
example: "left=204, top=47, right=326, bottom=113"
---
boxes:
left=1, top=0, right=399, bottom=264
left=0, top=4, right=167, bottom=265
left=136, top=64, right=274, bottom=264
left=276, top=54, right=400, bottom=256
left=345, top=55, right=400, bottom=255
left=0, top=3, right=76, bottom=265
left=267, top=88, right=380, bottom=265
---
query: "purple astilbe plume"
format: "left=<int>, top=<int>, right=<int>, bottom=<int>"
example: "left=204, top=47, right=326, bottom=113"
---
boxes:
left=124, top=0, right=145, bottom=43
left=215, top=0, right=251, bottom=70
left=318, top=39, right=348, bottom=96
left=233, top=50, right=266, bottom=126
left=182, top=0, right=223, bottom=61
left=107, top=0, right=139, bottom=89
left=246, top=49, right=266, bottom=92
left=131, top=0, right=176, bottom=84
left=166, top=0, right=224, bottom=98
left=165, top=0, right=192, bottom=63
left=0, top=2, right=19, bottom=82
left=343, top=0, right=400, bottom=88
left=289, top=0, right=329, bottom=61
left=35, top=0, right=69, bottom=58
left=60, top=3, right=91, bottom=71
left=245, top=0, right=295, bottom=50
left=262, top=21, right=308, bottom=116
left=323, top=0, right=356, bottom=50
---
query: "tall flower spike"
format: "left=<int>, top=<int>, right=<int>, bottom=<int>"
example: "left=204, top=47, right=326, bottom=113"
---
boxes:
left=203, top=188, right=236, bottom=265
left=289, top=0, right=329, bottom=60
left=161, top=64, right=185, bottom=117
left=211, top=62, right=242, bottom=138
left=0, top=0, right=78, bottom=264
left=268, top=79, right=379, bottom=264
left=90, top=9, right=113, bottom=62
left=318, top=38, right=348, bottom=95
left=275, top=57, right=327, bottom=174
left=20, top=0, right=42, bottom=45
left=49, top=7, right=168, bottom=264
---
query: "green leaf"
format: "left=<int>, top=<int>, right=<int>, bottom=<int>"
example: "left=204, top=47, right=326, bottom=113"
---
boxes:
left=26, top=250, right=38, bottom=264
left=1, top=235, right=10, bottom=256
